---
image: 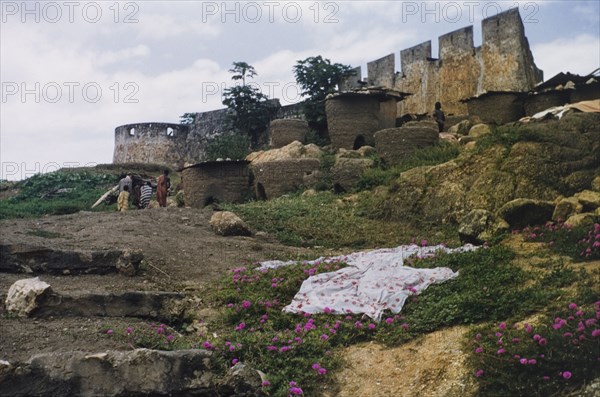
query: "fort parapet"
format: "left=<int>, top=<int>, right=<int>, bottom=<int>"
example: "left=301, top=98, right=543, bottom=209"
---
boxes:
left=113, top=102, right=303, bottom=169
left=342, top=8, right=543, bottom=116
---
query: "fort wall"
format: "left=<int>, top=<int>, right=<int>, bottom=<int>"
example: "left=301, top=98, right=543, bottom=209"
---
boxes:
left=343, top=8, right=543, bottom=116
left=113, top=102, right=303, bottom=169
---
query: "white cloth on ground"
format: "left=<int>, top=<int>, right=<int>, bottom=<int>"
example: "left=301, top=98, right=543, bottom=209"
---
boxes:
left=258, top=244, right=477, bottom=321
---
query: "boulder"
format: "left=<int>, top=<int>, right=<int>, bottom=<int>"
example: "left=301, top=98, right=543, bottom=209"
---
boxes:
left=497, top=199, right=554, bottom=229
left=565, top=213, right=598, bottom=228
left=439, top=133, right=459, bottom=144
left=448, top=120, right=472, bottom=135
left=468, top=124, right=492, bottom=138
left=216, top=363, right=264, bottom=397
left=458, top=209, right=509, bottom=244
left=5, top=277, right=52, bottom=317
left=574, top=190, right=600, bottom=211
left=552, top=196, right=583, bottom=222
left=458, top=136, right=475, bottom=145
left=332, top=157, right=374, bottom=192
left=210, top=211, right=251, bottom=236
left=592, top=176, right=600, bottom=192
left=269, top=119, right=309, bottom=148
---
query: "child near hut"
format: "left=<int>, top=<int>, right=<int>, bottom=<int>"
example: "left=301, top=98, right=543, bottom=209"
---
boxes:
left=117, top=185, right=130, bottom=212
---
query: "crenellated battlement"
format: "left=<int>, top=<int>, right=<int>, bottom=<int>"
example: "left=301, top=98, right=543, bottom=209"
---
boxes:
left=343, top=8, right=543, bottom=115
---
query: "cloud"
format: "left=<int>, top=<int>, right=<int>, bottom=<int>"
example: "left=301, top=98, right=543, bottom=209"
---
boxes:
left=533, top=34, right=600, bottom=78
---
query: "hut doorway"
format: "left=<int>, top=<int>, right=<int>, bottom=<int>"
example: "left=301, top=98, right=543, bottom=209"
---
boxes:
left=256, top=183, right=267, bottom=201
left=353, top=135, right=366, bottom=150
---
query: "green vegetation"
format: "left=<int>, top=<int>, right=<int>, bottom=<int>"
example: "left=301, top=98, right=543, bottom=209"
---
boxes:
left=0, top=170, right=116, bottom=219
left=523, top=222, right=600, bottom=261
left=224, top=192, right=457, bottom=249
left=204, top=133, right=251, bottom=161
left=98, top=243, right=598, bottom=396
left=293, top=55, right=354, bottom=136
left=222, top=62, right=280, bottom=147
left=356, top=141, right=460, bottom=191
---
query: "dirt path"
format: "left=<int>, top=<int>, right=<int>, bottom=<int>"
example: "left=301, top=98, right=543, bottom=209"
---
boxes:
left=0, top=207, right=322, bottom=363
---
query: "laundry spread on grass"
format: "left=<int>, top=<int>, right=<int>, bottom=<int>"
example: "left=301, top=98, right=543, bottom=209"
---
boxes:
left=259, top=244, right=478, bottom=321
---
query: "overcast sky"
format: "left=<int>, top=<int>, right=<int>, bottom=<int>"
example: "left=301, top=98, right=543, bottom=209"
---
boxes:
left=1, top=0, right=599, bottom=180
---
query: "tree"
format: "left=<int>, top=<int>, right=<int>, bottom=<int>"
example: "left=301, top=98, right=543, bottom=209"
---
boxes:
left=293, top=56, right=355, bottom=136
left=222, top=62, right=279, bottom=148
left=228, top=61, right=257, bottom=86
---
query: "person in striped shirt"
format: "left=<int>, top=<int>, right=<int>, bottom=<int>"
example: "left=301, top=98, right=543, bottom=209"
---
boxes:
left=139, top=182, right=153, bottom=209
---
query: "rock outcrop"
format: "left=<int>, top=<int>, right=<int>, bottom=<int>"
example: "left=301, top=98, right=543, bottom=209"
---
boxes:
left=370, top=113, right=600, bottom=225
left=0, top=349, right=264, bottom=397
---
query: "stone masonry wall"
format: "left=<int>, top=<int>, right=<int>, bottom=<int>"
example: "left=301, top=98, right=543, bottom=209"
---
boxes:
left=113, top=123, right=190, bottom=169
left=342, top=8, right=543, bottom=117
left=113, top=103, right=303, bottom=169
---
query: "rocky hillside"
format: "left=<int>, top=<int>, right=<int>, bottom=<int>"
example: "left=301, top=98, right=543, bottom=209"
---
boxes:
left=366, top=113, right=600, bottom=226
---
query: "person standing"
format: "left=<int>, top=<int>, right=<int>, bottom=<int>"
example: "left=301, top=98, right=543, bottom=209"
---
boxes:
left=139, top=182, right=153, bottom=209
left=117, top=185, right=130, bottom=212
left=118, top=174, right=132, bottom=193
left=433, top=101, right=445, bottom=133
left=156, top=170, right=170, bottom=208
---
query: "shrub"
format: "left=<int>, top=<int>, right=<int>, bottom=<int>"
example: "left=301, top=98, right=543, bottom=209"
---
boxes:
left=468, top=302, right=600, bottom=396
left=204, top=133, right=251, bottom=161
left=522, top=222, right=600, bottom=261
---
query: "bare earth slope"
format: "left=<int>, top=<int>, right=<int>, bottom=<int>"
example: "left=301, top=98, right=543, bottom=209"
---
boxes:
left=0, top=207, right=317, bottom=363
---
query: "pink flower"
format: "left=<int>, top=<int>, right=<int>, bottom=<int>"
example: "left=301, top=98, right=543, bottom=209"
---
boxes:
left=242, top=300, right=252, bottom=309
left=261, top=380, right=270, bottom=387
left=401, top=323, right=409, bottom=330
left=106, top=329, right=113, bottom=335
left=562, top=371, right=572, bottom=379
left=533, top=334, right=541, bottom=341
left=568, top=303, right=578, bottom=310
left=528, top=359, right=537, bottom=365
left=592, top=329, right=600, bottom=337
left=320, top=334, right=329, bottom=341
left=524, top=324, right=533, bottom=333
left=520, top=358, right=528, bottom=365
left=538, top=338, right=547, bottom=346
left=475, top=369, right=484, bottom=377
left=498, top=322, right=507, bottom=330
left=475, top=347, right=483, bottom=354
left=368, top=323, right=376, bottom=330
left=125, top=327, right=133, bottom=335
left=385, top=317, right=394, bottom=324
left=497, top=348, right=506, bottom=355
left=231, top=358, right=239, bottom=365
left=563, top=332, right=573, bottom=338
left=354, top=321, right=363, bottom=329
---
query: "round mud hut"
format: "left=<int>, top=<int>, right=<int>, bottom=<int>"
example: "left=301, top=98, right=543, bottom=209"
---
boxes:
left=181, top=160, right=250, bottom=208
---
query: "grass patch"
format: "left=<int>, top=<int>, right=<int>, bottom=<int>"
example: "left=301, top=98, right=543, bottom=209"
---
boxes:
left=357, top=141, right=459, bottom=191
left=224, top=192, right=457, bottom=249
left=25, top=230, right=63, bottom=239
left=0, top=170, right=116, bottom=219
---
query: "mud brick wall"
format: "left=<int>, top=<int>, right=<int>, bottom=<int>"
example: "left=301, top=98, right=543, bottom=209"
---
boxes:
left=251, top=159, right=321, bottom=200
left=181, top=161, right=250, bottom=208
